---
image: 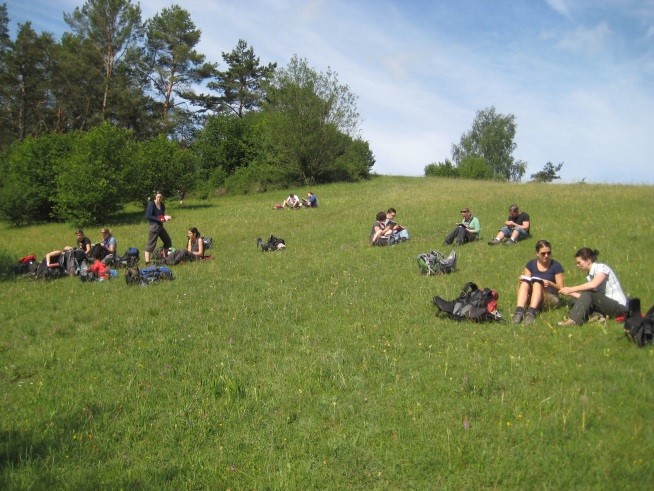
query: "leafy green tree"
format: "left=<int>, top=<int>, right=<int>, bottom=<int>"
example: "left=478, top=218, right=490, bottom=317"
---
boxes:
left=530, top=161, right=563, bottom=183
left=0, top=22, right=55, bottom=140
left=127, top=134, right=199, bottom=205
left=452, top=106, right=526, bottom=181
left=424, top=159, right=459, bottom=178
left=54, top=123, right=133, bottom=225
left=144, top=4, right=214, bottom=132
left=261, top=56, right=366, bottom=184
left=201, top=39, right=276, bottom=117
left=64, top=0, right=144, bottom=121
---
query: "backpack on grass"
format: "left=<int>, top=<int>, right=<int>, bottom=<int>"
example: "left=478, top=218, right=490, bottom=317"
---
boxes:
left=12, top=254, right=38, bottom=275
left=125, top=265, right=174, bottom=286
left=418, top=250, right=457, bottom=275
left=203, top=237, right=213, bottom=251
left=624, top=298, right=654, bottom=347
left=115, top=247, right=139, bottom=268
left=34, top=260, right=66, bottom=280
left=433, top=282, right=502, bottom=322
left=257, top=235, right=285, bottom=251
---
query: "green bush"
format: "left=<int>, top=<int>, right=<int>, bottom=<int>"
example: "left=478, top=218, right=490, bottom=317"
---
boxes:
left=223, top=160, right=285, bottom=194
left=54, top=124, right=133, bottom=225
left=128, top=135, right=199, bottom=205
left=0, top=134, right=74, bottom=224
left=424, top=159, right=459, bottom=178
left=458, top=155, right=494, bottom=179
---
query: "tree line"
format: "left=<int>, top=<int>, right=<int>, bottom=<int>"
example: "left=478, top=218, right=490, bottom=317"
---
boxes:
left=0, top=1, right=374, bottom=225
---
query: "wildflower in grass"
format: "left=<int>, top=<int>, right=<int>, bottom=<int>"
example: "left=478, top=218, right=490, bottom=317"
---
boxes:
left=463, top=416, right=470, bottom=430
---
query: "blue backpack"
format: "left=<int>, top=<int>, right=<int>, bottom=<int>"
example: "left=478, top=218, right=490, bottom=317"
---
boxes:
left=125, top=265, right=174, bottom=286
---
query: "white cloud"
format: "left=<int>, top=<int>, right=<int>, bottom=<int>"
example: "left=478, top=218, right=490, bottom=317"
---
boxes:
left=556, top=21, right=613, bottom=56
left=544, top=0, right=571, bottom=17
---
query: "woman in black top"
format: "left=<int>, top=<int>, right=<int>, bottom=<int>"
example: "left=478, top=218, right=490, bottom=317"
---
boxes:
left=144, top=191, right=172, bottom=264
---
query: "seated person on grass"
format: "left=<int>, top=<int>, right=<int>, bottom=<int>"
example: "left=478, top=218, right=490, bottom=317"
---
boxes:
left=88, top=228, right=117, bottom=264
left=370, top=211, right=391, bottom=245
left=488, top=204, right=530, bottom=245
left=45, top=229, right=92, bottom=266
left=513, top=240, right=565, bottom=325
left=282, top=193, right=302, bottom=209
left=301, top=191, right=318, bottom=208
left=443, top=207, right=480, bottom=246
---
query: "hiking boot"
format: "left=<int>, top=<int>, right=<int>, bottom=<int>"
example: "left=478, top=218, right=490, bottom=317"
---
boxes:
left=557, top=319, right=577, bottom=327
left=512, top=311, right=524, bottom=324
left=505, top=239, right=517, bottom=246
left=488, top=238, right=501, bottom=245
left=524, top=312, right=535, bottom=324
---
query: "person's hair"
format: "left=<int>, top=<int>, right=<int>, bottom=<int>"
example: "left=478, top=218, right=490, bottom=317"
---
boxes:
left=376, top=211, right=386, bottom=221
left=509, top=204, right=519, bottom=212
left=189, top=227, right=201, bottom=239
left=76, top=229, right=84, bottom=234
left=575, top=247, right=599, bottom=262
left=535, top=240, right=551, bottom=252
left=154, top=191, right=164, bottom=199
left=387, top=207, right=396, bottom=214
left=100, top=227, right=111, bottom=235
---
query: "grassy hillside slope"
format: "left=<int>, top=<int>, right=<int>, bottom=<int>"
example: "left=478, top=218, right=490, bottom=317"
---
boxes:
left=1, top=176, right=653, bottom=488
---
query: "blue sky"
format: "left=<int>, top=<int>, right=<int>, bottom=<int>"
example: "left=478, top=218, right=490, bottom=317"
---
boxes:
left=5, top=0, right=654, bottom=184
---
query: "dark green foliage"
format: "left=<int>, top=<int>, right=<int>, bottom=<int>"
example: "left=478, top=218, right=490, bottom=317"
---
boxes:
left=129, top=134, right=199, bottom=205
left=424, top=159, right=459, bottom=178
left=53, top=123, right=133, bottom=225
left=0, top=134, right=74, bottom=225
left=530, top=161, right=564, bottom=183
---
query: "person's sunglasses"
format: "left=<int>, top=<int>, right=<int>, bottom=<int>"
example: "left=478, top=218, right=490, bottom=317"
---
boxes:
left=539, top=251, right=552, bottom=256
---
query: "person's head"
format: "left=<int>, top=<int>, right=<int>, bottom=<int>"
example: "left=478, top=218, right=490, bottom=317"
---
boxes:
left=75, top=229, right=85, bottom=240
left=187, top=227, right=201, bottom=239
left=460, top=208, right=471, bottom=219
left=574, top=247, right=599, bottom=272
left=100, top=227, right=111, bottom=238
left=508, top=204, right=519, bottom=217
left=376, top=211, right=386, bottom=221
left=535, top=240, right=552, bottom=262
left=154, top=191, right=164, bottom=202
left=387, top=207, right=397, bottom=219
left=308, top=191, right=313, bottom=196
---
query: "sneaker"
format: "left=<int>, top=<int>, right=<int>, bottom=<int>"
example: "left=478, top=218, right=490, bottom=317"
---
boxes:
left=488, top=238, right=501, bottom=245
left=505, top=239, right=517, bottom=246
left=524, top=312, right=535, bottom=324
left=588, top=313, right=606, bottom=323
left=512, top=312, right=524, bottom=324
left=557, top=319, right=577, bottom=327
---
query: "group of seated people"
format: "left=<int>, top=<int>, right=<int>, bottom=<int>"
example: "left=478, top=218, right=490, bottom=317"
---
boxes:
left=280, top=191, right=318, bottom=209
left=44, top=226, right=208, bottom=270
left=438, top=204, right=625, bottom=327
left=369, top=208, right=409, bottom=245
left=372, top=203, right=626, bottom=328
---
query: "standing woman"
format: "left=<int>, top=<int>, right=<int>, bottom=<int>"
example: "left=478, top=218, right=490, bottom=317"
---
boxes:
left=513, top=240, right=565, bottom=324
left=144, top=191, right=172, bottom=264
left=558, top=248, right=627, bottom=326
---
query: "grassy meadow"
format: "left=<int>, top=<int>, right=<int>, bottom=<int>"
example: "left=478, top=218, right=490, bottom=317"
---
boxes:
left=1, top=176, right=653, bottom=489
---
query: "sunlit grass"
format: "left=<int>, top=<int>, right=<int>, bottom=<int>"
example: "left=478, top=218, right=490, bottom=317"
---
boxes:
left=1, top=176, right=653, bottom=488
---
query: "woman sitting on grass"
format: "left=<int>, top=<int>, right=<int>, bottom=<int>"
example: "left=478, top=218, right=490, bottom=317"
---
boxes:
left=558, top=247, right=627, bottom=326
left=162, top=228, right=205, bottom=265
left=370, top=211, right=391, bottom=245
left=513, top=240, right=565, bottom=324
left=88, top=228, right=117, bottom=264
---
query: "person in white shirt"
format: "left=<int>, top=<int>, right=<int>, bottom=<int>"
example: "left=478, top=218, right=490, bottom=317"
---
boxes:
left=558, top=247, right=627, bottom=326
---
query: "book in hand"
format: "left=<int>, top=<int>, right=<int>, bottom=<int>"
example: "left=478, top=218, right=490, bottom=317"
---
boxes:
left=520, top=275, right=545, bottom=283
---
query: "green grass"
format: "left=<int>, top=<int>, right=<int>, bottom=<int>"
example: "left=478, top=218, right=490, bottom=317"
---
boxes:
left=1, top=176, right=653, bottom=489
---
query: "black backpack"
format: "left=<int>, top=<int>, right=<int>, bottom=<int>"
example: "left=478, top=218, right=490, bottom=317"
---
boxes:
left=257, top=235, right=285, bottom=251
left=624, top=298, right=654, bottom=347
left=115, top=247, right=139, bottom=268
left=433, top=282, right=503, bottom=322
left=34, top=259, right=66, bottom=280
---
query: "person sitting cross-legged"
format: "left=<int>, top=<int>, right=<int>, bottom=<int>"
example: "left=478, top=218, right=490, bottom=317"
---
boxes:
left=488, top=204, right=530, bottom=246
left=443, top=208, right=480, bottom=246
